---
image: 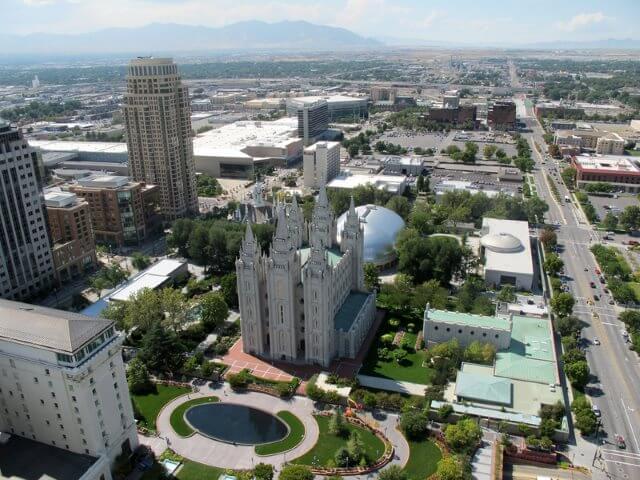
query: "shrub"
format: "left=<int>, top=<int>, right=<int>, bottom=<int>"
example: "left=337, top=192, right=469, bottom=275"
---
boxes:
left=400, top=410, right=429, bottom=440
left=279, top=465, right=313, bottom=480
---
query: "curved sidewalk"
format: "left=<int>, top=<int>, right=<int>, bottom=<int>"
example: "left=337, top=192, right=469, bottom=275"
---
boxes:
left=155, top=383, right=320, bottom=469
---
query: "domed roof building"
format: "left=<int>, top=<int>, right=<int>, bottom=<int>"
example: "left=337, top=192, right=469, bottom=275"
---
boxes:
left=336, top=204, right=405, bottom=267
left=480, top=232, right=524, bottom=253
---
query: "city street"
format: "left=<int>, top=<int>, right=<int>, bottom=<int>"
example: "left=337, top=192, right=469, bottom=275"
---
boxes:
left=521, top=110, right=640, bottom=480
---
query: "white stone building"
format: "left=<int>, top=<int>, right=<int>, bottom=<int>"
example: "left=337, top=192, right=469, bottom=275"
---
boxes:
left=303, top=141, right=341, bottom=189
left=236, top=188, right=376, bottom=367
left=423, top=306, right=513, bottom=350
left=0, top=300, right=138, bottom=480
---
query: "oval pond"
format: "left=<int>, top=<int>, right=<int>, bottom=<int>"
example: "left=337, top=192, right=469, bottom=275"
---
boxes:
left=184, top=403, right=289, bottom=445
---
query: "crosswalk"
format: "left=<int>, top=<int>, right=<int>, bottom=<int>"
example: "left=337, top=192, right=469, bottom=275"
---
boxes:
left=598, top=448, right=640, bottom=471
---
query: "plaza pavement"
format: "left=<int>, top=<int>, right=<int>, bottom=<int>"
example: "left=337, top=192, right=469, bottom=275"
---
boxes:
left=150, top=382, right=411, bottom=474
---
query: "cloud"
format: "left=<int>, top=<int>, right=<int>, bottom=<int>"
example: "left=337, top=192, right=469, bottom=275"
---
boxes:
left=556, top=12, right=609, bottom=32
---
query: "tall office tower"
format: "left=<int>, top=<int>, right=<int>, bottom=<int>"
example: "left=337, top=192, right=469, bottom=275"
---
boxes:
left=288, top=98, right=329, bottom=145
left=0, top=120, right=56, bottom=301
left=0, top=299, right=138, bottom=480
left=123, top=57, right=198, bottom=221
left=303, top=141, right=341, bottom=189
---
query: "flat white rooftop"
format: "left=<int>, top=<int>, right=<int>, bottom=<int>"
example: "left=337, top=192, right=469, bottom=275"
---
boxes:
left=481, top=218, right=533, bottom=277
left=30, top=140, right=128, bottom=154
left=327, top=173, right=407, bottom=194
left=109, top=273, right=169, bottom=302
left=144, top=258, right=186, bottom=277
left=290, top=94, right=368, bottom=105
left=193, top=117, right=299, bottom=156
left=44, top=190, right=78, bottom=208
left=304, top=141, right=340, bottom=152
left=574, top=154, right=640, bottom=173
left=76, top=175, right=130, bottom=188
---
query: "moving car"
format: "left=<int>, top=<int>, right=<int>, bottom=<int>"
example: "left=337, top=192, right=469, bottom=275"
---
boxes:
left=593, top=405, right=601, bottom=417
left=615, top=434, right=626, bottom=449
left=590, top=281, right=597, bottom=288
left=593, top=338, right=601, bottom=345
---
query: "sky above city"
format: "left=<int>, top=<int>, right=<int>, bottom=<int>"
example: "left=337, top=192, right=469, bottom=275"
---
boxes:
left=7, top=0, right=640, bottom=45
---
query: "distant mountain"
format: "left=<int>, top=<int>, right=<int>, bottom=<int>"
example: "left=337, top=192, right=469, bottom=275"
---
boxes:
left=0, top=21, right=382, bottom=55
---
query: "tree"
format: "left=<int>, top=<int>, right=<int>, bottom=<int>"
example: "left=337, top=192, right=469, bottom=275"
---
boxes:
left=556, top=315, right=582, bottom=337
left=124, top=288, right=164, bottom=331
left=131, top=252, right=151, bottom=271
left=200, top=292, right=229, bottom=331
left=524, top=196, right=549, bottom=224
left=346, top=432, right=365, bottom=464
left=378, top=465, right=408, bottom=480
left=435, top=456, right=468, bottom=480
left=348, top=144, right=360, bottom=158
left=619, top=205, right=640, bottom=232
left=548, top=143, right=561, bottom=158
left=619, top=310, right=640, bottom=331
left=416, top=174, right=425, bottom=192
left=160, top=288, right=188, bottom=332
left=514, top=156, right=535, bottom=173
left=551, top=292, right=575, bottom=318
left=543, top=253, right=564, bottom=276
left=219, top=273, right=239, bottom=309
left=392, top=348, right=407, bottom=364
left=539, top=227, right=557, bottom=250
left=278, top=465, right=314, bottom=480
left=603, top=213, right=619, bottom=232
left=126, top=357, right=153, bottom=394
left=137, top=321, right=186, bottom=374
left=444, top=419, right=482, bottom=453
left=254, top=463, right=274, bottom=480
left=412, top=279, right=449, bottom=310
left=328, top=410, right=348, bottom=437
left=396, top=234, right=463, bottom=285
left=496, top=285, right=516, bottom=303
left=400, top=410, right=429, bottom=440
left=101, top=301, right=127, bottom=331
left=566, top=360, right=590, bottom=389
left=561, top=167, right=577, bottom=190
left=495, top=148, right=507, bottom=160
left=483, top=144, right=497, bottom=160
left=364, top=263, right=381, bottom=291
left=386, top=196, right=411, bottom=219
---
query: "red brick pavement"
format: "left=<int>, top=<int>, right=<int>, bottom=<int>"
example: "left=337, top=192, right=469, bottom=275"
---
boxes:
left=221, top=309, right=386, bottom=386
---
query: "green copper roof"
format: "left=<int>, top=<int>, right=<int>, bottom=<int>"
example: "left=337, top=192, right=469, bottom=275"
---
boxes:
left=334, top=291, right=372, bottom=332
left=454, top=371, right=513, bottom=406
left=426, top=309, right=511, bottom=331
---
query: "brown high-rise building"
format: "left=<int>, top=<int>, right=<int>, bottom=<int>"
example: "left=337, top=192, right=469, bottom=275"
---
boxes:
left=44, top=190, right=97, bottom=282
left=69, top=175, right=161, bottom=248
left=123, top=57, right=198, bottom=221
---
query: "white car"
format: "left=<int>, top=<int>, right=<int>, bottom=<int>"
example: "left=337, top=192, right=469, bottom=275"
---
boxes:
left=593, top=338, right=601, bottom=345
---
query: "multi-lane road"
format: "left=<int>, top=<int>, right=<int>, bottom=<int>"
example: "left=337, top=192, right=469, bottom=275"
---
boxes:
left=520, top=112, right=640, bottom=479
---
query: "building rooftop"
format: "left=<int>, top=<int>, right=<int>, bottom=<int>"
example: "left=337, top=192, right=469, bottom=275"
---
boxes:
left=481, top=218, right=533, bottom=277
left=327, top=173, right=407, bottom=195
left=454, top=369, right=512, bottom=405
left=44, top=190, right=79, bottom=208
left=304, top=141, right=340, bottom=153
left=109, top=274, right=169, bottom=302
left=299, top=247, right=343, bottom=268
left=334, top=291, right=372, bottom=332
left=75, top=175, right=131, bottom=188
left=0, top=299, right=112, bottom=353
left=193, top=117, right=299, bottom=156
left=426, top=309, right=511, bottom=331
left=290, top=94, right=368, bottom=106
left=573, top=154, right=640, bottom=174
left=30, top=140, right=128, bottom=155
left=0, top=435, right=99, bottom=480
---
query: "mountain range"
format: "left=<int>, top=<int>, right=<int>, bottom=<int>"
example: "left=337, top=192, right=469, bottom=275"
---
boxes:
left=0, top=21, right=381, bottom=55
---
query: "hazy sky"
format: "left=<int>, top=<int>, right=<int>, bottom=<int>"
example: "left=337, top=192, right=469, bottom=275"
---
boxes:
left=7, top=0, right=639, bottom=44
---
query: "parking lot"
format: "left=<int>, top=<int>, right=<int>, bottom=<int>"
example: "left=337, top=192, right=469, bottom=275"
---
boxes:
left=379, top=130, right=454, bottom=151
left=587, top=193, right=639, bottom=221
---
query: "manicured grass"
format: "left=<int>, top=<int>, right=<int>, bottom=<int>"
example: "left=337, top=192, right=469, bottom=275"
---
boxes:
left=175, top=460, right=225, bottom=480
left=361, top=326, right=436, bottom=385
left=625, top=149, right=640, bottom=157
left=292, top=415, right=385, bottom=467
left=170, top=396, right=219, bottom=437
left=402, top=438, right=442, bottom=480
left=131, top=384, right=190, bottom=431
left=255, top=411, right=305, bottom=456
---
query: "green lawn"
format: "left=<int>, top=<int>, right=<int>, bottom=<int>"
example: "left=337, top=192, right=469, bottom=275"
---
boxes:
left=402, top=438, right=442, bottom=480
left=292, top=415, right=385, bottom=467
left=361, top=329, right=435, bottom=385
left=175, top=460, right=225, bottom=480
left=625, top=149, right=640, bottom=157
left=170, top=396, right=219, bottom=437
left=131, top=384, right=190, bottom=431
left=627, top=282, right=640, bottom=302
left=255, top=411, right=306, bottom=456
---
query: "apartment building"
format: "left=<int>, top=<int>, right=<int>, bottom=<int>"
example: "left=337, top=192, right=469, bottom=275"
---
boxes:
left=0, top=120, right=56, bottom=301
left=69, top=175, right=161, bottom=247
left=123, top=57, right=198, bottom=220
left=0, top=299, right=138, bottom=480
left=303, top=141, right=341, bottom=189
left=44, top=190, right=97, bottom=283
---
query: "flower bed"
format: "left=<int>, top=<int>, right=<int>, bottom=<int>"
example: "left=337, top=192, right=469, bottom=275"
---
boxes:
left=227, top=368, right=300, bottom=398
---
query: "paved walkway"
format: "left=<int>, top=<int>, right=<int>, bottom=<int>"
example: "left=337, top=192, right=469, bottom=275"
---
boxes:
left=155, top=383, right=320, bottom=469
left=357, top=374, right=427, bottom=396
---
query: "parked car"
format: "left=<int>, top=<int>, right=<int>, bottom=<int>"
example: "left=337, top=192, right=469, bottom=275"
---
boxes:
left=590, top=281, right=597, bottom=288
left=593, top=405, right=601, bottom=417
left=593, top=338, right=601, bottom=345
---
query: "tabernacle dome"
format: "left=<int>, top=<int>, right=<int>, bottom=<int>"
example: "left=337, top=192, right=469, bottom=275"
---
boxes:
left=336, top=204, right=405, bottom=267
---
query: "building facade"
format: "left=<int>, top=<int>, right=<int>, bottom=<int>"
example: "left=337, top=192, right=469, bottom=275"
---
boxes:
left=0, top=299, right=138, bottom=479
left=44, top=191, right=97, bottom=283
left=236, top=191, right=375, bottom=367
left=69, top=175, right=161, bottom=247
left=487, top=101, right=516, bottom=131
left=571, top=154, right=640, bottom=192
left=0, top=120, right=56, bottom=301
left=303, top=141, right=341, bottom=189
left=123, top=57, right=198, bottom=220
left=287, top=98, right=329, bottom=145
